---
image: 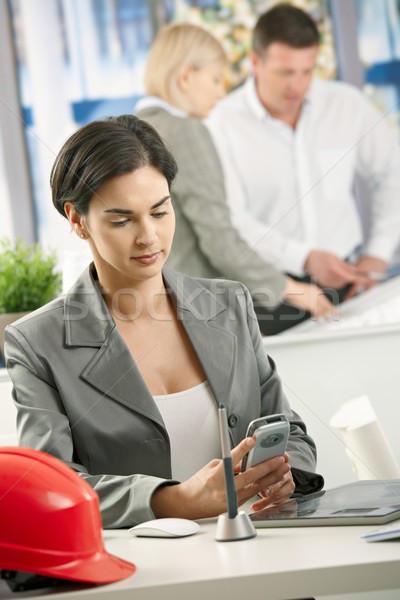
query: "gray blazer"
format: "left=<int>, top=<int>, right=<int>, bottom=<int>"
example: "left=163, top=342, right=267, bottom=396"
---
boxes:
left=136, top=105, right=287, bottom=308
left=5, top=267, right=322, bottom=528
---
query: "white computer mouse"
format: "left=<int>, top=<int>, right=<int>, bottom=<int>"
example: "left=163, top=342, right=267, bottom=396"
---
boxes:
left=129, top=518, right=200, bottom=538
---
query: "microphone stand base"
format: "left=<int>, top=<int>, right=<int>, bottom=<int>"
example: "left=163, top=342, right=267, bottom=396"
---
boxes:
left=215, top=511, right=257, bottom=542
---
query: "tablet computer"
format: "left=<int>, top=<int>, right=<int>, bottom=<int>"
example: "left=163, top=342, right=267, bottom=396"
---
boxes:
left=249, top=479, right=400, bottom=527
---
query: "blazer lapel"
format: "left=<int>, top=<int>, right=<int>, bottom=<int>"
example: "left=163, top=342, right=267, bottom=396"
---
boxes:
left=81, top=329, right=163, bottom=424
left=163, top=270, right=237, bottom=408
left=182, top=318, right=237, bottom=407
left=64, top=266, right=163, bottom=425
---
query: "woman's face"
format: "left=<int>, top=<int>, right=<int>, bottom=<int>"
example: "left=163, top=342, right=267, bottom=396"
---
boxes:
left=182, top=60, right=226, bottom=118
left=79, top=166, right=175, bottom=286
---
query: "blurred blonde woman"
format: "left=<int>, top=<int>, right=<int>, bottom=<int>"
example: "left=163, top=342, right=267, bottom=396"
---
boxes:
left=136, top=23, right=335, bottom=334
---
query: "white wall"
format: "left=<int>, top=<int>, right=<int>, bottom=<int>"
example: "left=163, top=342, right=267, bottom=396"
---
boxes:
left=0, top=141, right=14, bottom=241
left=0, top=368, right=17, bottom=446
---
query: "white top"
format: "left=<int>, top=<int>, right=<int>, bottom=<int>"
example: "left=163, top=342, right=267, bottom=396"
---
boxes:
left=207, top=77, right=400, bottom=276
left=153, top=381, right=221, bottom=481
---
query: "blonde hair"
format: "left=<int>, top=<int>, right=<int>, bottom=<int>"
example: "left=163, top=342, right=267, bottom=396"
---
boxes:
left=144, top=22, right=227, bottom=108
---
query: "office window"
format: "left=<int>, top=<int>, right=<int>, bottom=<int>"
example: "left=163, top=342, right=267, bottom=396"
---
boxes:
left=356, top=0, right=400, bottom=131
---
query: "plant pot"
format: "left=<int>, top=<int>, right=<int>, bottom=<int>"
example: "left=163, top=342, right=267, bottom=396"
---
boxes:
left=0, top=312, right=29, bottom=363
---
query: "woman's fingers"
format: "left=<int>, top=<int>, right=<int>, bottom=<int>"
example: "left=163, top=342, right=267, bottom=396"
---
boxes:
left=230, top=436, right=255, bottom=469
left=233, top=457, right=290, bottom=505
left=262, top=470, right=295, bottom=500
left=250, top=470, right=295, bottom=512
left=229, top=439, right=295, bottom=508
left=238, top=455, right=287, bottom=487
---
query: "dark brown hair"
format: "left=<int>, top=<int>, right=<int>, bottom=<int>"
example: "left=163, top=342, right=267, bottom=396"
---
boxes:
left=50, top=115, right=177, bottom=217
left=252, top=3, right=320, bottom=56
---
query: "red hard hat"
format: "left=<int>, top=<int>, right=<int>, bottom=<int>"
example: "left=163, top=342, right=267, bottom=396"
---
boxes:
left=0, top=446, right=136, bottom=584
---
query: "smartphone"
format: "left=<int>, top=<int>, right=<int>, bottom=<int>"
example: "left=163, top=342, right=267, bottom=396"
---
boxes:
left=241, top=414, right=289, bottom=471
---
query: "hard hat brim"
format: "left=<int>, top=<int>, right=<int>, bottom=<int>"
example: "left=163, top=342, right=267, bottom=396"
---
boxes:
left=1, top=549, right=136, bottom=585
left=44, top=550, right=137, bottom=584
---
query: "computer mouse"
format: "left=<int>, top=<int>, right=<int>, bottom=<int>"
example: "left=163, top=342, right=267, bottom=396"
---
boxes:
left=129, top=518, right=200, bottom=538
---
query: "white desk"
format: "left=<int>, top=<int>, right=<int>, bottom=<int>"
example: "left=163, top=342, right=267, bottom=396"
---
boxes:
left=0, top=518, right=399, bottom=600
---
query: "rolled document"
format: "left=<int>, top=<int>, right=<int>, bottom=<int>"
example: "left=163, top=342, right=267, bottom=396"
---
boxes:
left=330, top=395, right=400, bottom=480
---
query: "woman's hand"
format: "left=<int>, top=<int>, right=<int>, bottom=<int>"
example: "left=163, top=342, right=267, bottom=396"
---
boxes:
left=284, top=277, right=338, bottom=321
left=151, top=437, right=293, bottom=520
left=250, top=453, right=295, bottom=513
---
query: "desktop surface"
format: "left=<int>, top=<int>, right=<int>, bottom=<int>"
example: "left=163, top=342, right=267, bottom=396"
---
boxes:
left=0, top=515, right=399, bottom=600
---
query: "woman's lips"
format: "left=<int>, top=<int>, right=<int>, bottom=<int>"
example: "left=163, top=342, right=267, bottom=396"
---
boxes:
left=132, top=252, right=161, bottom=265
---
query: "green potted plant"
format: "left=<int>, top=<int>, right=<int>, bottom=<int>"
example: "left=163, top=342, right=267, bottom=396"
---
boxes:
left=0, top=237, right=62, bottom=361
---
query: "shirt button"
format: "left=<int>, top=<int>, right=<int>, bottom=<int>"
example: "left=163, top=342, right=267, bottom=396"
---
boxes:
left=228, top=413, right=239, bottom=428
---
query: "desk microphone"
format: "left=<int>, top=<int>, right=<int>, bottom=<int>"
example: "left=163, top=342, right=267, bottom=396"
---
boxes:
left=215, top=404, right=257, bottom=542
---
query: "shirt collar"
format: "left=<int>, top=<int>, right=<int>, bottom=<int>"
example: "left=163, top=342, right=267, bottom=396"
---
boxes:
left=244, top=77, right=268, bottom=121
left=135, top=96, right=187, bottom=118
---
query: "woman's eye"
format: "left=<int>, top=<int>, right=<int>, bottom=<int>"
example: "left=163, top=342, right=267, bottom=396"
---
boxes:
left=111, top=219, right=130, bottom=227
left=152, top=211, right=168, bottom=219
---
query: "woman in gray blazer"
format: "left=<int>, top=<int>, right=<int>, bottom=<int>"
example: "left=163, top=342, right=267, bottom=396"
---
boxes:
left=136, top=22, right=335, bottom=334
left=5, top=115, right=322, bottom=528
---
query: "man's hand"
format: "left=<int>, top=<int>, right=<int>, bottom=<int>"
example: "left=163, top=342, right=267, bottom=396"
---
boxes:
left=304, top=250, right=370, bottom=289
left=345, top=255, right=387, bottom=299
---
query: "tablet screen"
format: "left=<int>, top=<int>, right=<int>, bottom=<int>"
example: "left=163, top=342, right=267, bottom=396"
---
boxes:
left=250, top=480, right=400, bottom=527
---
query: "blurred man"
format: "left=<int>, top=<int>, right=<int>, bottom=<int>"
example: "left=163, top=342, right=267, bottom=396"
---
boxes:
left=208, top=3, right=400, bottom=332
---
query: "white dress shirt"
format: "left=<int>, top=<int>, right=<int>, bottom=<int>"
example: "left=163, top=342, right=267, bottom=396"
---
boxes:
left=207, top=77, right=400, bottom=276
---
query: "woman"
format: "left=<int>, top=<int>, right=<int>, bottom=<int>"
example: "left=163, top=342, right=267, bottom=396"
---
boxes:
left=136, top=22, right=335, bottom=335
left=5, top=116, right=323, bottom=528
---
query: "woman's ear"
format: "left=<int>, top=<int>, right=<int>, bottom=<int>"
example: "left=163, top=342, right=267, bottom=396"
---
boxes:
left=64, top=202, right=80, bottom=225
left=64, top=202, right=88, bottom=239
left=177, top=64, right=194, bottom=92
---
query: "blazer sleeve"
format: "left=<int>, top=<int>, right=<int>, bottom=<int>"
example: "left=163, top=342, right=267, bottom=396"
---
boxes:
left=241, top=284, right=324, bottom=495
left=5, top=325, right=175, bottom=528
